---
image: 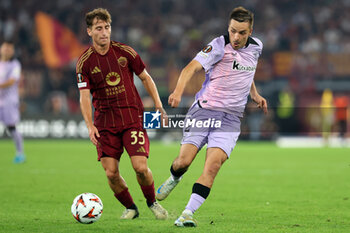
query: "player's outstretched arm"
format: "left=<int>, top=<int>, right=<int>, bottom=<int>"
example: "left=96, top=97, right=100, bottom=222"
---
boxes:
left=250, top=81, right=268, bottom=114
left=168, top=60, right=203, bottom=108
left=79, top=89, right=100, bottom=145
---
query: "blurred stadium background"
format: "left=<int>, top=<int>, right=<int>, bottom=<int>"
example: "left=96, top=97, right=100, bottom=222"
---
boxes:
left=0, top=0, right=349, bottom=145
left=1, top=1, right=350, bottom=232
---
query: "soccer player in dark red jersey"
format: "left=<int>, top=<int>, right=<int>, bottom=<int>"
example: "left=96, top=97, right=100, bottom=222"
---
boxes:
left=76, top=8, right=167, bottom=220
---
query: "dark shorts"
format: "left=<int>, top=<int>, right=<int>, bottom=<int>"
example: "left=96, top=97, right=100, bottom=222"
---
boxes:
left=96, top=126, right=150, bottom=161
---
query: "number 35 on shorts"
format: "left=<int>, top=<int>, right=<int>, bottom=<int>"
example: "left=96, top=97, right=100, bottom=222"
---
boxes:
left=130, top=131, right=145, bottom=145
left=126, top=129, right=149, bottom=156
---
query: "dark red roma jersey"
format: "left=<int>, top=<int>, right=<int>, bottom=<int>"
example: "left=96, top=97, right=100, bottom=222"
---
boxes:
left=76, top=41, right=145, bottom=129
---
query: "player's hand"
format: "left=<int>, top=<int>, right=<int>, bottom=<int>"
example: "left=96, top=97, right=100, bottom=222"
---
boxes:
left=88, top=125, right=100, bottom=146
left=252, top=94, right=268, bottom=114
left=168, top=92, right=181, bottom=108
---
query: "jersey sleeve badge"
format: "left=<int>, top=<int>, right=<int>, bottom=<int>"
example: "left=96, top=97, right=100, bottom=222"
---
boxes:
left=198, top=45, right=213, bottom=58
left=201, top=45, right=212, bottom=53
left=77, top=73, right=87, bottom=88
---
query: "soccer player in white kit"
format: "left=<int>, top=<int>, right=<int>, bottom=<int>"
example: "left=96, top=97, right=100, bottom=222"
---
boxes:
left=156, top=7, right=268, bottom=227
left=0, top=41, right=26, bottom=163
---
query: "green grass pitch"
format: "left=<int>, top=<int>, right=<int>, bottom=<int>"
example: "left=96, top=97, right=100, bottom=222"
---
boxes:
left=0, top=139, right=349, bottom=232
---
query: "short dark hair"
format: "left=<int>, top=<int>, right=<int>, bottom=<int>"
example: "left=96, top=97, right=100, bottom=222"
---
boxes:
left=1, top=40, right=14, bottom=46
left=229, top=6, right=254, bottom=28
left=85, top=8, right=112, bottom=28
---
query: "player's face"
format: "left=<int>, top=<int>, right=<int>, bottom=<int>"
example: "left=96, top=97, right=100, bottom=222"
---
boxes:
left=87, top=18, right=111, bottom=47
left=228, top=19, right=252, bottom=50
left=0, top=42, right=14, bottom=61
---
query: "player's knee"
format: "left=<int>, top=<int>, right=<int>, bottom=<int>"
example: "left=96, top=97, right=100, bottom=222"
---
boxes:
left=133, top=164, right=148, bottom=177
left=105, top=169, right=119, bottom=182
left=174, top=157, right=191, bottom=170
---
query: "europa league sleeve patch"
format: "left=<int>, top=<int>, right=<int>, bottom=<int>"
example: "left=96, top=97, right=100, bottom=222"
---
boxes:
left=77, top=73, right=84, bottom=83
left=77, top=73, right=87, bottom=88
left=201, top=45, right=212, bottom=53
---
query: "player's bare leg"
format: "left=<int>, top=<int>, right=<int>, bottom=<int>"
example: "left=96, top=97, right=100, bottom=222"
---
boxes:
left=131, top=156, right=168, bottom=219
left=172, top=144, right=199, bottom=172
left=175, top=147, right=227, bottom=227
left=101, top=157, right=139, bottom=219
left=156, top=144, right=198, bottom=201
left=101, top=157, right=128, bottom=192
left=196, top=147, right=227, bottom=188
left=131, top=156, right=153, bottom=186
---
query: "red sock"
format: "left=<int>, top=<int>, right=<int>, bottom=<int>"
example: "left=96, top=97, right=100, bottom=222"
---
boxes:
left=141, top=181, right=156, bottom=206
left=114, top=188, right=135, bottom=209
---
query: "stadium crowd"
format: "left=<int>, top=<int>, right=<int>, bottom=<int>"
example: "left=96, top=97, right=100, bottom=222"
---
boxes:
left=0, top=0, right=349, bottom=137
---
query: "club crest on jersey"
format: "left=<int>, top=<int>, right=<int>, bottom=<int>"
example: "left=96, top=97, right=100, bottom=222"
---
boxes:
left=106, top=72, right=121, bottom=86
left=118, top=56, right=128, bottom=67
left=201, top=45, right=212, bottom=53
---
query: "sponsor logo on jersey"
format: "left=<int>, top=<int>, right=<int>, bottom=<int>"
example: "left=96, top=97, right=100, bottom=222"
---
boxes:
left=105, top=85, right=125, bottom=96
left=106, top=72, right=121, bottom=86
left=232, top=60, right=256, bottom=72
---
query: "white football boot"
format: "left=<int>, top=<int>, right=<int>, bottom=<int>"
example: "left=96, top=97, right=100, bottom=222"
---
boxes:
left=156, top=176, right=181, bottom=201
left=174, top=209, right=197, bottom=227
left=149, top=202, right=168, bottom=220
left=120, top=208, right=139, bottom=219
